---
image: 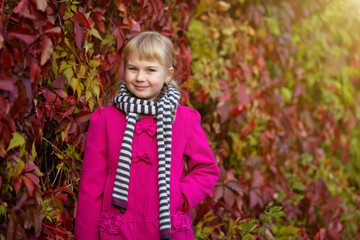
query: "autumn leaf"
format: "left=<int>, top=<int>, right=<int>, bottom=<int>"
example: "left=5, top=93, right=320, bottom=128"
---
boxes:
left=72, top=12, right=91, bottom=29
left=41, top=36, right=53, bottom=65
left=22, top=175, right=35, bottom=197
left=0, top=75, right=15, bottom=92
left=7, top=132, right=25, bottom=151
left=35, top=0, right=47, bottom=11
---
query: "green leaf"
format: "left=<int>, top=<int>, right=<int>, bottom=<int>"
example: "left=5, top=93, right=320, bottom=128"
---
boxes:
left=7, top=132, right=26, bottom=151
left=202, top=226, right=214, bottom=234
left=90, top=28, right=103, bottom=40
left=243, top=234, right=256, bottom=240
left=0, top=204, right=7, bottom=217
left=14, top=159, right=25, bottom=178
left=291, top=182, right=306, bottom=191
left=71, top=4, right=77, bottom=12
left=31, top=141, right=37, bottom=160
left=281, top=87, right=292, bottom=103
left=265, top=17, right=280, bottom=36
left=89, top=60, right=102, bottom=68
left=300, top=154, right=313, bottom=166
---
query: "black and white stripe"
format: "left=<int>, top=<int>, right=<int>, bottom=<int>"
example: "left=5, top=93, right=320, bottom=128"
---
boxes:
left=112, top=83, right=180, bottom=239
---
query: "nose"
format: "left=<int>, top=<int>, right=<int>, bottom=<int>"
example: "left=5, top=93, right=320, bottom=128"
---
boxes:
left=136, top=70, right=145, bottom=82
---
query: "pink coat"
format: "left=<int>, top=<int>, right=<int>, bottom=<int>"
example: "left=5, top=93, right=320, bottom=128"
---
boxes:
left=74, top=105, right=219, bottom=240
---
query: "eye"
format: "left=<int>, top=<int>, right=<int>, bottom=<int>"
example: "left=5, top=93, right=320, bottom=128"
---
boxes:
left=128, top=67, right=137, bottom=71
left=147, top=68, right=156, bottom=73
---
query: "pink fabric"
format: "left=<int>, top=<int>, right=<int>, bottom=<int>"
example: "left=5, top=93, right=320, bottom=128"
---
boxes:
left=74, top=105, right=219, bottom=240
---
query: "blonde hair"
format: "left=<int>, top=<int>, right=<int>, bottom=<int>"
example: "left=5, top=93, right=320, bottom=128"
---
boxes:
left=122, top=31, right=180, bottom=90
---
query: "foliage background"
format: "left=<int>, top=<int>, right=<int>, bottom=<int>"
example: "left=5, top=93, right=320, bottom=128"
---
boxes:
left=1, top=0, right=360, bottom=239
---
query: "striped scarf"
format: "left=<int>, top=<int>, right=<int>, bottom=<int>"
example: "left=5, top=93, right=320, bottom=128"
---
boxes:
left=111, top=83, right=180, bottom=240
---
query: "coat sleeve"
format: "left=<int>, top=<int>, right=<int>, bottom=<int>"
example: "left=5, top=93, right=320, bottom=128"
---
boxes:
left=181, top=108, right=220, bottom=211
left=74, top=108, right=108, bottom=240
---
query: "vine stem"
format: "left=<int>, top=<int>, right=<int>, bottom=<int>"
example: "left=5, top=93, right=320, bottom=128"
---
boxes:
left=0, top=0, right=4, bottom=22
left=42, top=137, right=67, bottom=159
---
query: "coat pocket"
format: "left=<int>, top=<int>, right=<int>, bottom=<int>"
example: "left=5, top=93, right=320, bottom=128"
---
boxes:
left=98, top=211, right=127, bottom=235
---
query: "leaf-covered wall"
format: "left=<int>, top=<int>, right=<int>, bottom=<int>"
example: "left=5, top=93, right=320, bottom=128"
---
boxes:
left=1, top=0, right=360, bottom=239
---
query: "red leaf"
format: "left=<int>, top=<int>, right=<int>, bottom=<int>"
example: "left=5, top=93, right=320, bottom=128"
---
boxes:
left=0, top=75, right=15, bottom=91
left=216, top=101, right=231, bottom=124
left=13, top=0, right=27, bottom=13
left=236, top=198, right=245, bottom=212
left=231, top=104, right=246, bottom=117
left=8, top=30, right=37, bottom=45
left=22, top=175, right=35, bottom=197
left=41, top=36, right=53, bottom=65
left=226, top=181, right=245, bottom=195
left=218, top=164, right=227, bottom=182
left=93, top=9, right=106, bottom=34
left=54, top=88, right=68, bottom=99
left=23, top=163, right=36, bottom=172
left=24, top=172, right=40, bottom=187
left=249, top=188, right=263, bottom=209
left=30, top=60, right=41, bottom=84
left=14, top=177, right=22, bottom=194
left=72, top=12, right=91, bottom=29
left=314, top=228, right=326, bottom=240
left=264, top=130, right=274, bottom=140
left=75, top=111, right=93, bottom=123
left=130, top=18, right=141, bottom=32
left=251, top=169, right=264, bottom=188
left=43, top=88, right=57, bottom=103
left=44, top=27, right=62, bottom=35
left=239, top=119, right=256, bottom=137
left=52, top=77, right=66, bottom=88
left=212, top=185, right=224, bottom=201
left=224, top=187, right=235, bottom=207
left=64, top=96, right=76, bottom=106
left=74, top=22, right=84, bottom=49
left=56, top=193, right=69, bottom=204
left=2, top=47, right=12, bottom=71
left=226, top=170, right=236, bottom=181
left=112, top=28, right=125, bottom=51
left=256, top=55, right=266, bottom=68
left=69, top=121, right=77, bottom=134
left=235, top=83, right=250, bottom=105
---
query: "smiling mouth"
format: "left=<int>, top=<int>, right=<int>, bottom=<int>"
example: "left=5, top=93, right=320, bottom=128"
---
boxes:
left=134, top=85, right=148, bottom=90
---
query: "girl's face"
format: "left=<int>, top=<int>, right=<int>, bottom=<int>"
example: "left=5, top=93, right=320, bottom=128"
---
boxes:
left=124, top=58, right=173, bottom=101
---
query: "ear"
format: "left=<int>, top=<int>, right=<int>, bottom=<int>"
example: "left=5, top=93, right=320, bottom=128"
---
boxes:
left=166, top=67, right=174, bottom=83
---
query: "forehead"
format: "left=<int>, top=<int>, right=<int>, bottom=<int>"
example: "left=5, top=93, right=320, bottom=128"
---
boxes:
left=127, top=57, right=163, bottom=67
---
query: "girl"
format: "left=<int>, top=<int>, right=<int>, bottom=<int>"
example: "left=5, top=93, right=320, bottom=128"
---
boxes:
left=74, top=31, right=219, bottom=240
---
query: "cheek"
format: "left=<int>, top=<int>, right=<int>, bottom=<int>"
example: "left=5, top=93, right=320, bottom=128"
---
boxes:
left=124, top=71, right=132, bottom=83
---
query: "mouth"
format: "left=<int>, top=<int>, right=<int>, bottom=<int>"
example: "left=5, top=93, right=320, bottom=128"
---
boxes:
left=134, top=85, right=148, bottom=90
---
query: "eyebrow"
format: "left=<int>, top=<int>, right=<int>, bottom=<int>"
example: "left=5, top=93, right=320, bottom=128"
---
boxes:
left=127, top=63, right=159, bottom=69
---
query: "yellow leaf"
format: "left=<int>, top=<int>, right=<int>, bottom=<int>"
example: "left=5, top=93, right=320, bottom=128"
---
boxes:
left=90, top=28, right=103, bottom=40
left=31, top=141, right=37, bottom=160
left=78, top=65, right=86, bottom=78
left=14, top=159, right=25, bottom=178
left=7, top=132, right=26, bottom=152
left=89, top=60, right=102, bottom=68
